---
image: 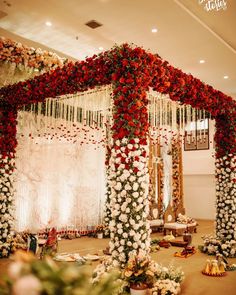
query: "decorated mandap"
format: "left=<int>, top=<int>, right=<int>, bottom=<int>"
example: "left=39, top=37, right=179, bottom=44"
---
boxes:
left=0, top=40, right=235, bottom=266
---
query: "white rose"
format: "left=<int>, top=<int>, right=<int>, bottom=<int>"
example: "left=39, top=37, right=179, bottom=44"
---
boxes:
left=130, top=229, right=135, bottom=236
left=133, top=161, right=139, bottom=167
left=114, top=204, right=120, bottom=210
left=125, top=184, right=132, bottom=190
left=126, top=208, right=130, bottom=213
left=120, top=190, right=127, bottom=197
left=114, top=182, right=122, bottom=191
left=132, top=192, right=139, bottom=198
left=137, top=197, right=143, bottom=204
left=133, top=242, right=138, bottom=249
left=115, top=158, right=121, bottom=164
left=129, top=175, right=136, bottom=182
left=133, top=183, right=139, bottom=191
left=117, top=229, right=123, bottom=235
left=130, top=219, right=135, bottom=225
left=118, top=246, right=124, bottom=253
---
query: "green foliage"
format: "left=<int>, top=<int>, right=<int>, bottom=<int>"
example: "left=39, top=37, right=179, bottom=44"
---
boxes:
left=0, top=252, right=122, bottom=295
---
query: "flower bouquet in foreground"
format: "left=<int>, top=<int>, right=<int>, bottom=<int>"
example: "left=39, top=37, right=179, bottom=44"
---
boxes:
left=0, top=250, right=122, bottom=295
left=92, top=250, right=184, bottom=295
left=123, top=251, right=184, bottom=294
left=123, top=251, right=156, bottom=291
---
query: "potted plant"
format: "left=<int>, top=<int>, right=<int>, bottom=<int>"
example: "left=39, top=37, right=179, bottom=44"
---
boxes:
left=96, top=225, right=104, bottom=239
left=123, top=251, right=156, bottom=295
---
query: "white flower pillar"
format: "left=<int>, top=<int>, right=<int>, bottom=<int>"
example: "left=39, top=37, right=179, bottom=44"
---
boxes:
left=108, top=46, right=154, bottom=266
left=215, top=112, right=236, bottom=254
left=108, top=138, right=150, bottom=265
left=0, top=104, right=17, bottom=257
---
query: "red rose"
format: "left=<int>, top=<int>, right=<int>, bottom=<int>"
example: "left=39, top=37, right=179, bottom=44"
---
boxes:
left=119, top=77, right=125, bottom=84
left=133, top=167, right=139, bottom=173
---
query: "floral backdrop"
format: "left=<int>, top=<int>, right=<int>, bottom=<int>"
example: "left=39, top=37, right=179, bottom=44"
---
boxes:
left=0, top=36, right=66, bottom=87
left=0, top=42, right=235, bottom=261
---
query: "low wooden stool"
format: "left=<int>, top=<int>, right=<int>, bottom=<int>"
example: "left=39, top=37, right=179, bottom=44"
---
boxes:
left=187, top=222, right=197, bottom=233
left=163, top=223, right=187, bottom=237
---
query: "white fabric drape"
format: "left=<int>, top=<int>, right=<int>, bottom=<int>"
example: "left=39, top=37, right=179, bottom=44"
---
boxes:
left=15, top=117, right=106, bottom=232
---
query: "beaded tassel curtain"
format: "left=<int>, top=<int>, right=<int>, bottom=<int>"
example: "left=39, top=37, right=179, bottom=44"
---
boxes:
left=14, top=86, right=112, bottom=231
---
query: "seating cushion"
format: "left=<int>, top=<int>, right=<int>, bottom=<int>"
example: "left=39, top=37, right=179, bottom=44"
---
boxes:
left=164, top=223, right=187, bottom=229
left=187, top=222, right=197, bottom=227
left=150, top=219, right=164, bottom=226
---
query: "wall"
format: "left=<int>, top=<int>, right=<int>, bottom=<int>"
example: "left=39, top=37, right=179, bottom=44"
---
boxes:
left=182, top=120, right=215, bottom=220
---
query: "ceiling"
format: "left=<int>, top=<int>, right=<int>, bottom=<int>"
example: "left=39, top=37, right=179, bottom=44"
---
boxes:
left=0, top=0, right=236, bottom=98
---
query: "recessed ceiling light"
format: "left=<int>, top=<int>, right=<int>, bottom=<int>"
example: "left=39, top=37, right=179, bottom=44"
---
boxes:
left=199, top=59, right=205, bottom=64
left=223, top=75, right=229, bottom=79
left=98, top=46, right=104, bottom=51
left=45, top=21, right=52, bottom=27
left=151, top=28, right=158, bottom=33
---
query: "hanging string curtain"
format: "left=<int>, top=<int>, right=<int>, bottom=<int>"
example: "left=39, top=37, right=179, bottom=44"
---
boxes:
left=18, top=85, right=113, bottom=143
left=19, top=87, right=208, bottom=139
left=148, top=91, right=210, bottom=142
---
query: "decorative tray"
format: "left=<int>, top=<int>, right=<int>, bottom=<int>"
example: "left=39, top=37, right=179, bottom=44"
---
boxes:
left=54, top=253, right=84, bottom=262
left=202, top=270, right=226, bottom=277
left=159, top=240, right=170, bottom=248
left=170, top=240, right=188, bottom=247
left=83, top=254, right=100, bottom=261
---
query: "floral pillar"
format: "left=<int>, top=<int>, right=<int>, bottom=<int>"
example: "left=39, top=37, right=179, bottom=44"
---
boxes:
left=0, top=103, right=17, bottom=257
left=107, top=46, right=154, bottom=266
left=215, top=113, right=236, bottom=254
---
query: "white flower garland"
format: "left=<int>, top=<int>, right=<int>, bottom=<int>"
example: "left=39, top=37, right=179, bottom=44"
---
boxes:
left=108, top=137, right=151, bottom=265
left=0, top=154, right=15, bottom=257
left=200, top=234, right=236, bottom=258
left=215, top=154, right=236, bottom=246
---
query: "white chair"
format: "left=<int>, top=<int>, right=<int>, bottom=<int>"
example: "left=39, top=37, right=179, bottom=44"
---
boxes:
left=149, top=204, right=164, bottom=233
left=163, top=206, right=187, bottom=237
